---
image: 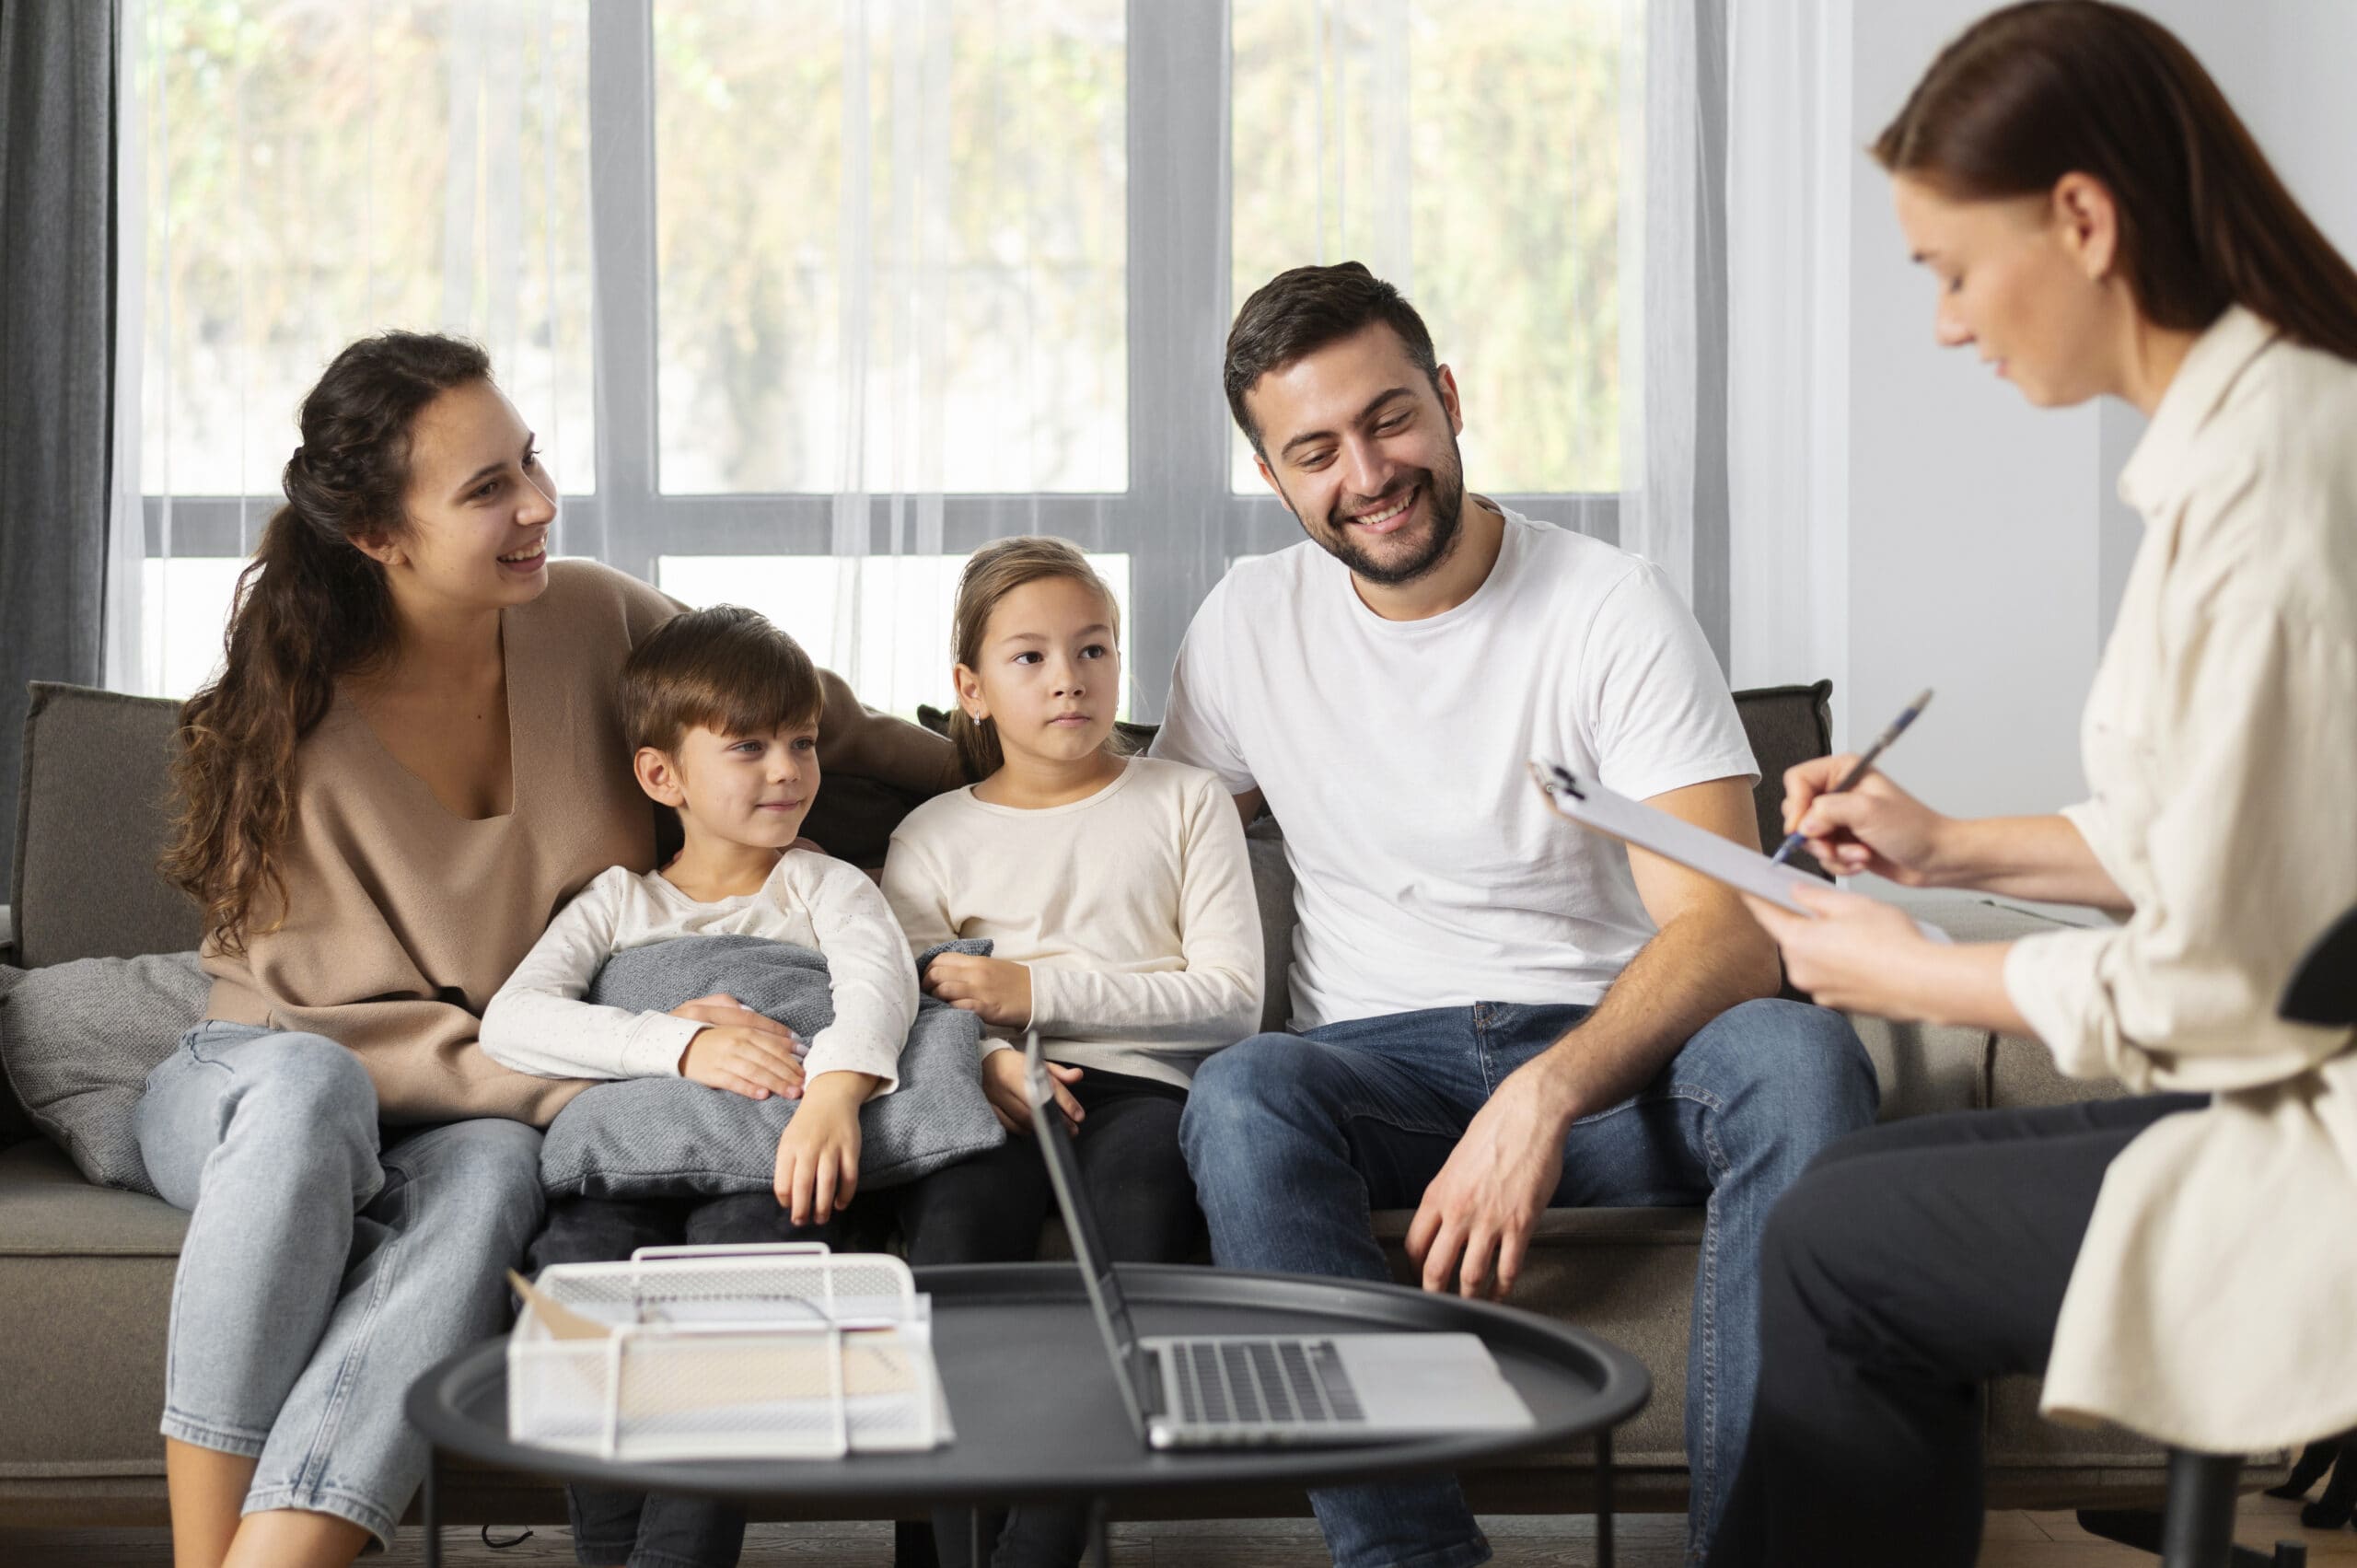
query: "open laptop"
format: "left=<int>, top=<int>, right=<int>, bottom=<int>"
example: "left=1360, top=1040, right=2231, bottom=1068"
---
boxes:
left=1023, top=1030, right=1536, bottom=1449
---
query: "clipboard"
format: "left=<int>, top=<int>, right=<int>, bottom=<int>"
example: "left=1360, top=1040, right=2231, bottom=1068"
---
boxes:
left=1527, top=761, right=1953, bottom=942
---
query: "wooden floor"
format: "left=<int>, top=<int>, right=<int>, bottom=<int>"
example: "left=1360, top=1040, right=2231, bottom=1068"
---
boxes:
left=6, top=1493, right=2351, bottom=1567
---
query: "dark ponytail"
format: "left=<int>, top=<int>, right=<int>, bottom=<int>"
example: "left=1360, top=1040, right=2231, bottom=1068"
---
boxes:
left=1875, top=0, right=2357, bottom=362
left=162, top=331, right=492, bottom=952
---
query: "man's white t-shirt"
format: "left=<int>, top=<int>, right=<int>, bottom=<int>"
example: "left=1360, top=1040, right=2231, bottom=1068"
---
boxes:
left=1149, top=500, right=1757, bottom=1030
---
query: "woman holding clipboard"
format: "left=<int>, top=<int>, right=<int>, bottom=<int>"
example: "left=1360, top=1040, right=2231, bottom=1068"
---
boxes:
left=1712, top=4, right=2357, bottom=1563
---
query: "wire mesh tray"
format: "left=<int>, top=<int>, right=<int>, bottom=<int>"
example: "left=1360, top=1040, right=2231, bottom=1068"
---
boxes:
left=508, top=1242, right=944, bottom=1460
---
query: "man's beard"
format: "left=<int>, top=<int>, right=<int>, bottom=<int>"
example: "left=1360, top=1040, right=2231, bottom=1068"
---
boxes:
left=1309, top=438, right=1468, bottom=587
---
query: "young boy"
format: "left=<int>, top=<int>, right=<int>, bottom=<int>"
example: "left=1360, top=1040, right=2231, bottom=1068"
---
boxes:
left=482, top=604, right=918, bottom=1568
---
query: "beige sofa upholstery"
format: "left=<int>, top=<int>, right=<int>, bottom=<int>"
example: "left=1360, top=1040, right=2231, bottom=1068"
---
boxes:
left=0, top=681, right=2175, bottom=1528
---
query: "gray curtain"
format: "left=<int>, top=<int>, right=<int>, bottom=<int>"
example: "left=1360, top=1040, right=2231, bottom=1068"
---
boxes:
left=1691, top=0, right=1733, bottom=670
left=0, top=0, right=119, bottom=899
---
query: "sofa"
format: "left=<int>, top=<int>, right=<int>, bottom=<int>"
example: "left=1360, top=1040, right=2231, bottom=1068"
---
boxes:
left=0, top=677, right=2188, bottom=1534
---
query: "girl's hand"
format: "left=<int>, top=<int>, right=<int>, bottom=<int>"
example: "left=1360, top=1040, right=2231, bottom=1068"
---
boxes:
left=1781, top=757, right=1954, bottom=885
left=981, top=1048, right=1084, bottom=1136
left=679, top=1025, right=806, bottom=1100
left=923, top=953, right=1033, bottom=1028
left=772, top=1073, right=871, bottom=1225
left=1741, top=884, right=1940, bottom=1018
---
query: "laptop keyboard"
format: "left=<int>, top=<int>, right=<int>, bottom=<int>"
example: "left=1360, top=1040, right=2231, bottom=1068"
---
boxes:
left=1170, top=1338, right=1365, bottom=1426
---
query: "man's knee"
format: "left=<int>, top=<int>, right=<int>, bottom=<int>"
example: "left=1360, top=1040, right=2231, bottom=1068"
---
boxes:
left=1689, top=999, right=1879, bottom=1131
left=1182, top=1033, right=1307, bottom=1140
left=1179, top=1031, right=1346, bottom=1186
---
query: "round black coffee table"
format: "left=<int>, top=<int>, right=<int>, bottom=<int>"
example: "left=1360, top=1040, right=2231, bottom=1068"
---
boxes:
left=407, top=1262, right=1651, bottom=1567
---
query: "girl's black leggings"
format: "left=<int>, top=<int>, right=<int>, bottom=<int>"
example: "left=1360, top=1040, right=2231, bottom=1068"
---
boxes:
left=891, top=1064, right=1202, bottom=1568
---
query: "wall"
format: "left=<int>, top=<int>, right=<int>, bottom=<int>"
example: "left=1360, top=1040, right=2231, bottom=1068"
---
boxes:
left=1844, top=3, right=2099, bottom=817
left=1836, top=0, right=2357, bottom=819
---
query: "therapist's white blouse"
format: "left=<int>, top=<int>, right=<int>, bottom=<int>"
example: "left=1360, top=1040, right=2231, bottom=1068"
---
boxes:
left=2003, top=306, right=2357, bottom=1448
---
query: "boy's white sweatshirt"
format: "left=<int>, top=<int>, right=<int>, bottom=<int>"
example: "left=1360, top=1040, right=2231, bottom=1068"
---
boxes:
left=482, top=850, right=917, bottom=1096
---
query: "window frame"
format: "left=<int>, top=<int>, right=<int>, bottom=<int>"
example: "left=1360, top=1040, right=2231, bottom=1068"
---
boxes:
left=141, top=0, right=1620, bottom=719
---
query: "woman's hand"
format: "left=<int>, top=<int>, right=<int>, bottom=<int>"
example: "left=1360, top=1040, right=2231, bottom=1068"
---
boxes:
left=1782, top=757, right=1955, bottom=885
left=923, top=953, right=1033, bottom=1028
left=980, top=1048, right=1084, bottom=1136
left=1742, top=884, right=2026, bottom=1034
left=772, top=1072, right=872, bottom=1225
left=1743, top=884, right=1945, bottom=1018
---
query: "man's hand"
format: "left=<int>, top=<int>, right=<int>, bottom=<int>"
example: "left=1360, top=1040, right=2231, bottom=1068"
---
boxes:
left=1404, top=1064, right=1572, bottom=1301
left=923, top=953, right=1033, bottom=1028
left=980, top=1048, right=1084, bottom=1136
left=772, top=1072, right=873, bottom=1225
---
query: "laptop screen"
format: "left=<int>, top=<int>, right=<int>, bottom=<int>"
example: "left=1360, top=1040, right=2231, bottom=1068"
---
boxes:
left=1025, top=1029, right=1154, bottom=1440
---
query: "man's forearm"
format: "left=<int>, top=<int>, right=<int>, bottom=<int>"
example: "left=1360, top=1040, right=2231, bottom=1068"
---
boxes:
left=1528, top=903, right=1781, bottom=1122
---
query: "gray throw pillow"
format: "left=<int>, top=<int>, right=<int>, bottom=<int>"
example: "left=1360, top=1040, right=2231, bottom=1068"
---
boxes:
left=539, top=935, right=1006, bottom=1198
left=0, top=952, right=209, bottom=1194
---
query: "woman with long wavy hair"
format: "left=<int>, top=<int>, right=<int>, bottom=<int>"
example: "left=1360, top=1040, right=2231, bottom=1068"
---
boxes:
left=142, top=331, right=954, bottom=1568
left=1713, top=4, right=2357, bottom=1562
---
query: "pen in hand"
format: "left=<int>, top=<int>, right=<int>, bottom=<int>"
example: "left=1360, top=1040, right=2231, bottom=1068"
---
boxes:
left=1769, top=688, right=1934, bottom=865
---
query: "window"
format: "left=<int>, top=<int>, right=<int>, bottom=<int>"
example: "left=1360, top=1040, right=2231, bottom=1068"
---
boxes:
left=651, top=1, right=1126, bottom=495
left=134, top=1, right=1624, bottom=714
left=1229, top=0, right=1624, bottom=494
left=656, top=552, right=1134, bottom=720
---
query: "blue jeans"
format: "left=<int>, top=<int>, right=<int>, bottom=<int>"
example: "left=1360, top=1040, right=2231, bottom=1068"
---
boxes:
left=134, top=1022, right=546, bottom=1548
left=1178, top=998, right=1876, bottom=1568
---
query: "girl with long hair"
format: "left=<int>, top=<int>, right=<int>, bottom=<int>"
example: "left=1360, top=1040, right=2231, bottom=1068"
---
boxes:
left=141, top=331, right=955, bottom=1568
left=1713, top=4, right=2357, bottom=1562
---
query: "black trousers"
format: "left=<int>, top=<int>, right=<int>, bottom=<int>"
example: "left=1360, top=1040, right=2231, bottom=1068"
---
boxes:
left=1708, top=1092, right=2208, bottom=1568
left=528, top=1191, right=853, bottom=1568
left=892, top=1066, right=1199, bottom=1568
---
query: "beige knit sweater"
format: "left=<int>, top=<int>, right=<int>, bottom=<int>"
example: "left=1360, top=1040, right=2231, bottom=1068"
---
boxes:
left=201, top=559, right=956, bottom=1125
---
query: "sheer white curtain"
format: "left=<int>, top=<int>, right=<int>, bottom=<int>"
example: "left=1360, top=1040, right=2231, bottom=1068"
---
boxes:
left=1726, top=0, right=1854, bottom=708
left=112, top=0, right=592, bottom=700
left=586, top=0, right=1134, bottom=719
left=1233, top=0, right=1670, bottom=583
left=1617, top=0, right=1702, bottom=606
left=111, top=0, right=1719, bottom=708
left=827, top=0, right=954, bottom=698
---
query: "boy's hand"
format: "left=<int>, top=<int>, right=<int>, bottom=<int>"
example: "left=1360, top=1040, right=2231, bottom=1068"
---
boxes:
left=679, top=1025, right=806, bottom=1100
left=773, top=1072, right=873, bottom=1225
left=670, top=993, right=805, bottom=1050
left=980, top=1048, right=1084, bottom=1137
left=923, top=954, right=1032, bottom=1028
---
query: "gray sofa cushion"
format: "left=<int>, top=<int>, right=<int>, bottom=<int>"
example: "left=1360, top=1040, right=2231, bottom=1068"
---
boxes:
left=540, top=935, right=1005, bottom=1198
left=0, top=954, right=208, bottom=1195
left=0, top=1139, right=186, bottom=1473
left=1243, top=817, right=1294, bottom=1035
left=10, top=684, right=203, bottom=972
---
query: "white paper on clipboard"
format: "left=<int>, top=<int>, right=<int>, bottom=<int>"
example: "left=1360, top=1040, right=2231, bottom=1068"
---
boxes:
left=1528, top=761, right=1953, bottom=943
